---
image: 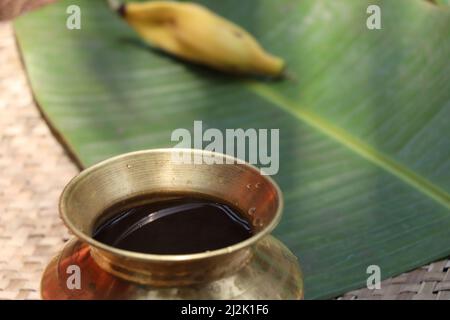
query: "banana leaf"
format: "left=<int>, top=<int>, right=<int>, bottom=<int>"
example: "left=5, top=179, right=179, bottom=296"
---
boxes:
left=14, top=0, right=450, bottom=299
left=434, top=0, right=450, bottom=6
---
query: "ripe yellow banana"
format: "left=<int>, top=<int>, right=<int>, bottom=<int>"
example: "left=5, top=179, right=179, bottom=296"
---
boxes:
left=108, top=0, right=285, bottom=77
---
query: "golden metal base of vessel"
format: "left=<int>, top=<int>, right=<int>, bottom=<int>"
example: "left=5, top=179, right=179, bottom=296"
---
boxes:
left=41, top=236, right=303, bottom=300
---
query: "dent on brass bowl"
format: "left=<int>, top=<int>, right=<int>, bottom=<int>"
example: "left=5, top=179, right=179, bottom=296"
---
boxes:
left=41, top=149, right=304, bottom=299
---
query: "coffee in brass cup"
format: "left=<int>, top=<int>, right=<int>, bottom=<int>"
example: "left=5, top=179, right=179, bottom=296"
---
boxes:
left=41, top=149, right=303, bottom=299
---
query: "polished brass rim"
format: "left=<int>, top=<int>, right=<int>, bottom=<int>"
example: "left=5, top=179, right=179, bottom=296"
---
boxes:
left=59, top=148, right=284, bottom=263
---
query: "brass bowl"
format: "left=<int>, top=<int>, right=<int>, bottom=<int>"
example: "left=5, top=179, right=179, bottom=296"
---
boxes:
left=41, top=149, right=303, bottom=299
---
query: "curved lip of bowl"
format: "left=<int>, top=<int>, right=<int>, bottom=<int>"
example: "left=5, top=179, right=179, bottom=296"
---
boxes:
left=59, top=148, right=284, bottom=263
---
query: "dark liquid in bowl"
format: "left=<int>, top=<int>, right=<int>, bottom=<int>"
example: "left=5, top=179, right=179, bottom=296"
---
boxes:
left=93, top=196, right=253, bottom=255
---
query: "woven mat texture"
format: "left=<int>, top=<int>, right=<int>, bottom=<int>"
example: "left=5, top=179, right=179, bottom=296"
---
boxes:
left=0, top=0, right=55, bottom=20
left=0, top=21, right=77, bottom=299
left=0, top=14, right=449, bottom=300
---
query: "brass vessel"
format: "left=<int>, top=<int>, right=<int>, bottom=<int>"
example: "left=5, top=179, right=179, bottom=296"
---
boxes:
left=41, top=149, right=303, bottom=299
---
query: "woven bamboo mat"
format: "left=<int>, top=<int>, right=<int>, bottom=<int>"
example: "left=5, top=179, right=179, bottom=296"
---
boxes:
left=339, top=260, right=450, bottom=300
left=0, top=0, right=55, bottom=20
left=0, top=21, right=77, bottom=299
left=1, top=14, right=449, bottom=300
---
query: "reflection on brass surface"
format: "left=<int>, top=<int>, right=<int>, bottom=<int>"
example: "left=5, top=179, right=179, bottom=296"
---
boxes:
left=42, top=237, right=303, bottom=299
left=41, top=149, right=303, bottom=299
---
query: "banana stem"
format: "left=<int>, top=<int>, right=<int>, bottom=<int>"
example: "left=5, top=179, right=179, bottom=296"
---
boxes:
left=107, top=0, right=122, bottom=11
left=107, top=0, right=126, bottom=16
